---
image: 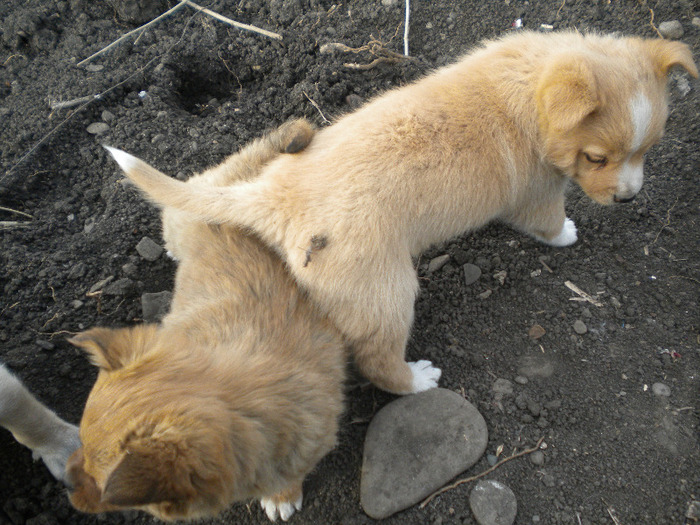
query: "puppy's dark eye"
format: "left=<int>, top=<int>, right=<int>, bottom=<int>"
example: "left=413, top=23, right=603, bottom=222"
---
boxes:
left=583, top=153, right=607, bottom=166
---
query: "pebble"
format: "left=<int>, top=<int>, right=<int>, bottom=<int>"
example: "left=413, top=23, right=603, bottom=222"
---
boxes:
left=102, top=277, right=134, bottom=296
left=141, top=291, right=173, bottom=322
left=528, top=324, right=546, bottom=339
left=651, top=382, right=671, bottom=397
left=492, top=378, right=513, bottom=395
left=469, top=480, right=518, bottom=525
left=487, top=454, right=498, bottom=466
left=573, top=320, right=587, bottom=335
left=428, top=254, right=450, bottom=273
left=360, top=388, right=488, bottom=519
left=86, top=122, right=109, bottom=135
left=530, top=451, right=545, bottom=466
left=693, top=17, right=700, bottom=29
left=35, top=339, right=54, bottom=351
left=514, top=375, right=528, bottom=385
left=658, top=20, right=683, bottom=39
left=463, top=263, right=482, bottom=285
left=101, top=110, right=115, bottom=123
left=686, top=500, right=700, bottom=520
left=136, top=236, right=164, bottom=261
left=89, top=276, right=114, bottom=293
left=541, top=473, right=556, bottom=487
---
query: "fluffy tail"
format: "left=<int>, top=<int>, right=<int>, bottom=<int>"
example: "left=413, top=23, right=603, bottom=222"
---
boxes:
left=104, top=147, right=274, bottom=237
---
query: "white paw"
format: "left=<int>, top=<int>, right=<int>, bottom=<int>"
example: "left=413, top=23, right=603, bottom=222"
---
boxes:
left=546, top=217, right=578, bottom=247
left=165, top=250, right=179, bottom=261
left=261, top=494, right=303, bottom=522
left=32, top=423, right=81, bottom=483
left=408, top=360, right=441, bottom=393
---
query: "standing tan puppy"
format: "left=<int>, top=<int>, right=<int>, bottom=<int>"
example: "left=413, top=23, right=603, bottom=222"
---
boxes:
left=67, top=120, right=346, bottom=522
left=108, top=31, right=697, bottom=395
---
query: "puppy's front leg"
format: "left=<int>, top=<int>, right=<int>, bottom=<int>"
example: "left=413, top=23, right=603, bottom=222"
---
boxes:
left=260, top=482, right=303, bottom=522
left=0, top=364, right=80, bottom=483
left=506, top=194, right=578, bottom=247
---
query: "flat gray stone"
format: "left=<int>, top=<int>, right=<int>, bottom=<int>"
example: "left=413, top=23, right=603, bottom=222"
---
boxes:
left=463, top=263, right=482, bottom=286
left=469, top=480, right=517, bottom=525
left=361, top=388, right=488, bottom=519
left=136, top=236, right=164, bottom=261
left=141, top=291, right=172, bottom=322
left=573, top=320, right=587, bottom=334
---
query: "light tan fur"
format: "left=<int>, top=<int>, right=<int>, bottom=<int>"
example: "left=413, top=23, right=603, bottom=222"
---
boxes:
left=114, top=31, right=697, bottom=395
left=66, top=120, right=347, bottom=522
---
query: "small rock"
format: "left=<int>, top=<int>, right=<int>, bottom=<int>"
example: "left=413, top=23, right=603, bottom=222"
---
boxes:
left=428, top=254, right=450, bottom=273
left=381, top=0, right=398, bottom=6
left=527, top=399, right=541, bottom=417
left=651, top=382, right=671, bottom=397
left=453, top=249, right=469, bottom=266
left=122, top=262, right=138, bottom=278
left=541, top=473, right=556, bottom=488
left=469, top=479, right=518, bottom=525
left=693, top=17, right=700, bottom=29
left=492, top=378, right=513, bottom=395
left=35, top=339, right=54, bottom=351
left=136, top=236, right=164, bottom=261
left=67, top=262, right=87, bottom=280
left=530, top=451, right=545, bottom=466
left=70, top=300, right=84, bottom=309
left=141, top=291, right=172, bottom=322
left=478, top=289, right=493, bottom=300
left=89, top=276, right=114, bottom=293
left=361, top=388, right=488, bottom=519
left=101, top=110, right=115, bottom=123
left=658, top=20, right=683, bottom=39
left=514, top=375, right=528, bottom=385
left=573, top=320, right=587, bottom=335
left=85, top=64, right=104, bottom=72
left=86, top=122, right=109, bottom=135
left=102, top=277, right=134, bottom=296
left=345, top=94, right=364, bottom=109
left=486, top=454, right=498, bottom=466
left=463, top=263, right=482, bottom=285
left=528, top=324, right=546, bottom=339
left=686, top=500, right=700, bottom=520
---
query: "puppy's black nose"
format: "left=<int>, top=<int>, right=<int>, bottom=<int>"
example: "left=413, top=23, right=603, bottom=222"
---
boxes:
left=614, top=194, right=636, bottom=203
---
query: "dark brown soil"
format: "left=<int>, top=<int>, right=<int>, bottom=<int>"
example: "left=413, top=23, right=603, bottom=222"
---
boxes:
left=1, top=1, right=698, bottom=524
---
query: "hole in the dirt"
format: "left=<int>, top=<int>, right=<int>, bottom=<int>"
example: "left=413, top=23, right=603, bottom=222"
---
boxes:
left=169, top=56, right=235, bottom=115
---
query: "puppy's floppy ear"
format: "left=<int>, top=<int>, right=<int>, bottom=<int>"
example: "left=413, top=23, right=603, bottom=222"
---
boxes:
left=643, top=39, right=699, bottom=79
left=68, top=325, right=157, bottom=371
left=102, top=439, right=194, bottom=507
left=536, top=54, right=599, bottom=133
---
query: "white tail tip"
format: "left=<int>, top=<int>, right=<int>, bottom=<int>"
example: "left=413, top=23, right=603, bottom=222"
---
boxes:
left=103, top=145, right=139, bottom=173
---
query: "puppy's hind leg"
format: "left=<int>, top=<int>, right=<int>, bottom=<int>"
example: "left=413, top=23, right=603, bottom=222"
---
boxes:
left=347, top=266, right=441, bottom=395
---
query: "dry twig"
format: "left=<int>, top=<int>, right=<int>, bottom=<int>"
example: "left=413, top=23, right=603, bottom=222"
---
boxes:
left=420, top=436, right=545, bottom=508
left=564, top=280, right=603, bottom=307
left=0, top=206, right=33, bottom=219
left=78, top=1, right=189, bottom=67
left=78, top=0, right=280, bottom=67
left=302, top=92, right=330, bottom=125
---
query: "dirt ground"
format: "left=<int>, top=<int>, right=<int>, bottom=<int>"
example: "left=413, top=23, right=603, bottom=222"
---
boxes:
left=1, top=0, right=698, bottom=524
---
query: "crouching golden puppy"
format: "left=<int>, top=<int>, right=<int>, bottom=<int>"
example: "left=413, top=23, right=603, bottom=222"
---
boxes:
left=107, top=31, right=697, bottom=396
left=66, top=120, right=346, bottom=522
